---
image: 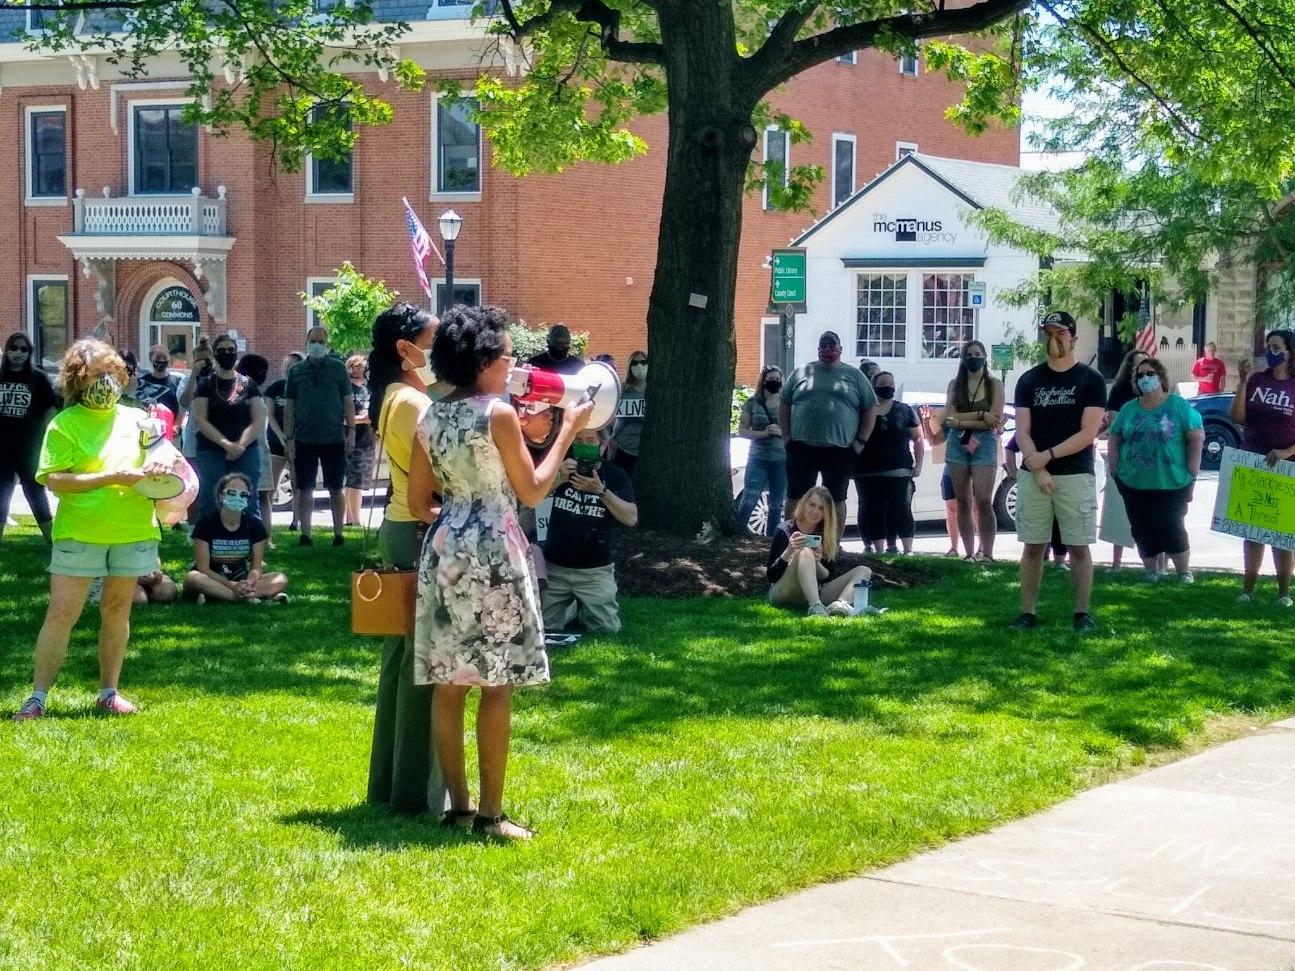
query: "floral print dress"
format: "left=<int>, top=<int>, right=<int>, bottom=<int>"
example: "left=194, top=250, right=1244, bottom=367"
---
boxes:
left=413, top=395, right=549, bottom=687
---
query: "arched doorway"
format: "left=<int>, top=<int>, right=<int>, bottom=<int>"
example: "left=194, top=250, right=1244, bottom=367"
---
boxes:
left=139, top=279, right=202, bottom=364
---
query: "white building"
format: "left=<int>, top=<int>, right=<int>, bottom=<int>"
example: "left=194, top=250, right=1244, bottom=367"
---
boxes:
left=788, top=153, right=1074, bottom=393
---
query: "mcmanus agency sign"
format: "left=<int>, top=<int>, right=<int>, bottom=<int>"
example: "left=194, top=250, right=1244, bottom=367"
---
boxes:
left=872, top=213, right=957, bottom=245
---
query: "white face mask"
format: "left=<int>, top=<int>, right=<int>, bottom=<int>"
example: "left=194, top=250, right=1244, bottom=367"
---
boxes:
left=405, top=345, right=436, bottom=387
left=306, top=342, right=328, bottom=359
left=630, top=363, right=648, bottom=380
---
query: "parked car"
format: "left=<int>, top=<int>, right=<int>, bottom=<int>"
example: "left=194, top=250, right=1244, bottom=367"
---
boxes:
left=731, top=390, right=1020, bottom=536
left=1189, top=392, right=1240, bottom=471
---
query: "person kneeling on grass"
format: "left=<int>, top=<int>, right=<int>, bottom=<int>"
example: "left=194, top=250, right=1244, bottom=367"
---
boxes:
left=768, top=485, right=873, bottom=617
left=540, top=427, right=637, bottom=634
left=184, top=472, right=288, bottom=605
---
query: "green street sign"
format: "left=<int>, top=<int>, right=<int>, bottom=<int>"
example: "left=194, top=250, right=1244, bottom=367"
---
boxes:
left=770, top=248, right=807, bottom=304
left=991, top=343, right=1014, bottom=372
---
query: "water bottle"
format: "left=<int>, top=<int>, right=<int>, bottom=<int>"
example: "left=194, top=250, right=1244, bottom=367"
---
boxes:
left=852, top=578, right=871, bottom=614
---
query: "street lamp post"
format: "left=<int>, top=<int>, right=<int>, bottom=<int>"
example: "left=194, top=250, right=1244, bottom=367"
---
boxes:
left=438, top=209, right=462, bottom=314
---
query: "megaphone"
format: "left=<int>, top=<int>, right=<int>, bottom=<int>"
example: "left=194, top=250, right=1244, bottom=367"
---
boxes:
left=507, top=361, right=622, bottom=431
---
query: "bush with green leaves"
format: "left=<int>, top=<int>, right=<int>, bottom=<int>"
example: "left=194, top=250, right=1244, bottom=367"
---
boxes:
left=509, top=320, right=589, bottom=362
left=300, top=264, right=399, bottom=356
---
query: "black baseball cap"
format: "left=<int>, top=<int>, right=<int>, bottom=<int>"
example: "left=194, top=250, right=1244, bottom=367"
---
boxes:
left=1040, top=310, right=1077, bottom=335
left=819, top=331, right=842, bottom=348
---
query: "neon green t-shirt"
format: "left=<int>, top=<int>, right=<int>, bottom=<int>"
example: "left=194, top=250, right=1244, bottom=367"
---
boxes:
left=37, top=404, right=160, bottom=544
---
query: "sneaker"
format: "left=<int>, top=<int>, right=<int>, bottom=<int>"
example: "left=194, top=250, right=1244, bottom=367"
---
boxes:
left=246, top=597, right=262, bottom=605
left=288, top=522, right=299, bottom=532
left=95, top=691, right=138, bottom=716
left=1280, top=596, right=1294, bottom=608
left=1010, top=612, right=1038, bottom=630
left=273, top=593, right=290, bottom=605
left=826, top=600, right=854, bottom=617
left=195, top=593, right=206, bottom=606
left=807, top=602, right=829, bottom=617
left=1073, top=612, right=1097, bottom=633
left=332, top=535, right=345, bottom=548
left=1238, top=593, right=1253, bottom=604
left=1147, top=571, right=1164, bottom=583
left=297, top=535, right=313, bottom=548
left=1178, top=572, right=1196, bottom=585
left=11, top=697, right=44, bottom=722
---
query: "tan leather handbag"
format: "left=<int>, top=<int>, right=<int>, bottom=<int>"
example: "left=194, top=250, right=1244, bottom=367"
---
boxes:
left=351, top=567, right=417, bottom=636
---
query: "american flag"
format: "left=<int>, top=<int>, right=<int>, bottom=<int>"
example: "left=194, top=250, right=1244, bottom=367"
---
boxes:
left=403, top=197, right=444, bottom=301
left=1134, top=284, right=1157, bottom=356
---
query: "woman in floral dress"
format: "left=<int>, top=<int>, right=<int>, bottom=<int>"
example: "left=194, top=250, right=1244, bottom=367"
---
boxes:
left=407, top=305, right=592, bottom=840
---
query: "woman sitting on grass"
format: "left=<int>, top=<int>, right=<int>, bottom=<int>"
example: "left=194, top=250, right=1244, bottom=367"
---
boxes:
left=768, top=485, right=872, bottom=617
left=184, top=472, right=288, bottom=605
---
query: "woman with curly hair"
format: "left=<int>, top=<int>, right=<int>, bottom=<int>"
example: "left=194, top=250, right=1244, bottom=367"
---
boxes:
left=407, top=304, right=593, bottom=839
left=12, top=340, right=169, bottom=721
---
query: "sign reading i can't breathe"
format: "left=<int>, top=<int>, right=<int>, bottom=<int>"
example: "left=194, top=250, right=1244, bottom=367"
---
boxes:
left=770, top=248, right=807, bottom=304
left=1211, top=447, right=1295, bottom=551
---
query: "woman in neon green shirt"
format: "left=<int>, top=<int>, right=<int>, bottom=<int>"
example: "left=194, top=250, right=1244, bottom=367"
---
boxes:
left=1108, top=356, right=1205, bottom=584
left=12, top=340, right=169, bottom=722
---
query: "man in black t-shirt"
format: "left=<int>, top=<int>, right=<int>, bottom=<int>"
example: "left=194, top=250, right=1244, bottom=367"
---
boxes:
left=135, top=345, right=181, bottom=415
left=526, top=323, right=586, bottom=376
left=540, top=428, right=638, bottom=633
left=1011, top=311, right=1107, bottom=632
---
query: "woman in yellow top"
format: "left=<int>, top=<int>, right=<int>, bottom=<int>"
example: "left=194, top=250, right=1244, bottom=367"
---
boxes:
left=365, top=303, right=450, bottom=814
left=13, top=340, right=169, bottom=721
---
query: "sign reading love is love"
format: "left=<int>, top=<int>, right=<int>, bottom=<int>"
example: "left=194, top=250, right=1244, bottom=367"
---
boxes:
left=1211, top=447, right=1295, bottom=551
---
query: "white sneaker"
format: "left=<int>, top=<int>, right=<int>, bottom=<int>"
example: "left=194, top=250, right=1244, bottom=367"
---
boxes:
left=807, top=602, right=829, bottom=617
left=1147, top=571, right=1163, bottom=583
left=826, top=600, right=854, bottom=617
left=1280, top=596, right=1293, bottom=608
left=1178, top=572, right=1195, bottom=584
left=1237, top=593, right=1253, bottom=604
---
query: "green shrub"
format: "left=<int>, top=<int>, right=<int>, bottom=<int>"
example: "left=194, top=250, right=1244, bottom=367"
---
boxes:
left=300, top=263, right=399, bottom=355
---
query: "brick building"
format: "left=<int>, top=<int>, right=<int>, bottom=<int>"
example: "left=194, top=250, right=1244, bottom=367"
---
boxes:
left=1, top=9, right=1018, bottom=383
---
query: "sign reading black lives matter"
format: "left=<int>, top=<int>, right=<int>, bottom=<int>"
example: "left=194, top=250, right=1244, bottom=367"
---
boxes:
left=871, top=213, right=958, bottom=245
left=149, top=286, right=201, bottom=323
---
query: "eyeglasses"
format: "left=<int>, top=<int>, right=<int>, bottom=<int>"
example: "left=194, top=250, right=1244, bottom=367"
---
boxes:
left=1136, top=371, right=1157, bottom=379
left=221, top=489, right=251, bottom=499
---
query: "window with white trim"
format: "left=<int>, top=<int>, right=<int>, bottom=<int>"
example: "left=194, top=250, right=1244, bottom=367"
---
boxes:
left=856, top=273, right=908, bottom=358
left=762, top=127, right=789, bottom=211
left=305, top=277, right=338, bottom=331
left=435, top=280, right=481, bottom=315
left=308, top=105, right=353, bottom=197
left=831, top=134, right=855, bottom=210
left=435, top=98, right=481, bottom=195
left=28, top=276, right=69, bottom=370
left=896, top=141, right=918, bottom=160
left=27, top=108, right=67, bottom=200
left=922, top=273, right=978, bottom=359
left=761, top=317, right=781, bottom=370
left=132, top=104, right=198, bottom=194
left=27, top=3, right=52, bottom=32
left=899, top=52, right=919, bottom=76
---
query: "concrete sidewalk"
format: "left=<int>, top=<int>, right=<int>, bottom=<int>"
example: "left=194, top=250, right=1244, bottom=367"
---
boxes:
left=587, top=721, right=1295, bottom=970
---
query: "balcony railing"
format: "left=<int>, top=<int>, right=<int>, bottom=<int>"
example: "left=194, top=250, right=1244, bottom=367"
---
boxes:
left=72, top=186, right=229, bottom=236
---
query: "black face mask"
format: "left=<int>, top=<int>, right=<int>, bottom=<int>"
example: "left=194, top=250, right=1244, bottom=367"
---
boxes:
left=964, top=357, right=986, bottom=373
left=214, top=349, right=238, bottom=370
left=764, top=379, right=782, bottom=393
left=548, top=344, right=570, bottom=361
left=876, top=386, right=896, bottom=400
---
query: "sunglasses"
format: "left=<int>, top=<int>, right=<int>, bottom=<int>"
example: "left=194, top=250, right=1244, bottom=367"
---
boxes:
left=8, top=346, right=32, bottom=354
left=221, top=489, right=252, bottom=499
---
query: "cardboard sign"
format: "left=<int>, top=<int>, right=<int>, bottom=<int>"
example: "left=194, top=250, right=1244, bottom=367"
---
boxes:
left=1211, top=447, right=1295, bottom=551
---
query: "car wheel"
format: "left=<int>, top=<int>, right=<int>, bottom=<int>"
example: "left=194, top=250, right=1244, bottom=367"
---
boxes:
left=994, top=477, right=1018, bottom=531
left=1201, top=420, right=1238, bottom=472
left=735, top=490, right=770, bottom=536
left=273, top=467, right=294, bottom=511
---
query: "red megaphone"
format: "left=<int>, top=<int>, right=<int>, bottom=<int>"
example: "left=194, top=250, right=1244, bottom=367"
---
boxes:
left=506, top=361, right=622, bottom=430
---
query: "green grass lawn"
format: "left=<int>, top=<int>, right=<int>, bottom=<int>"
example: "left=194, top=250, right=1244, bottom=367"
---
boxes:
left=1, top=519, right=1292, bottom=970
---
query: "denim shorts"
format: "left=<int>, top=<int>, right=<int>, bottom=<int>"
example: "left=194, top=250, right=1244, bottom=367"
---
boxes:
left=49, top=538, right=161, bottom=578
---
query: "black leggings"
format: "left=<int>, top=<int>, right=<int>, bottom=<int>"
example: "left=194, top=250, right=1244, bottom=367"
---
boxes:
left=0, top=461, right=52, bottom=526
left=1115, top=479, right=1192, bottom=559
left=856, top=475, right=914, bottom=546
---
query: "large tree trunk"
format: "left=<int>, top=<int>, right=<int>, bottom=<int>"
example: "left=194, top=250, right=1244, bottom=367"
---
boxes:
left=636, top=3, right=757, bottom=536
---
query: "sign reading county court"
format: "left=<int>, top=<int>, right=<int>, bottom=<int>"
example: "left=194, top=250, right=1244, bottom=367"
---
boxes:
left=1211, top=447, right=1295, bottom=551
left=770, top=248, right=807, bottom=304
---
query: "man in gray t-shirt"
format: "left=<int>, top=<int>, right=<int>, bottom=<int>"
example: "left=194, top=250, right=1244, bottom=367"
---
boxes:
left=778, top=331, right=877, bottom=537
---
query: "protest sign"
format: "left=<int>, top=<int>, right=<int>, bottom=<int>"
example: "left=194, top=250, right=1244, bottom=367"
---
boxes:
left=1211, top=447, right=1295, bottom=551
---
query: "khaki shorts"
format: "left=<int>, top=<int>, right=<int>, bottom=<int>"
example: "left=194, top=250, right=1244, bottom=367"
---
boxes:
left=49, top=538, right=161, bottom=578
left=1015, top=471, right=1097, bottom=547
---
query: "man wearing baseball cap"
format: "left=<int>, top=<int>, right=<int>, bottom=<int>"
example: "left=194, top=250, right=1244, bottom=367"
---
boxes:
left=1011, top=310, right=1107, bottom=632
left=778, top=330, right=877, bottom=540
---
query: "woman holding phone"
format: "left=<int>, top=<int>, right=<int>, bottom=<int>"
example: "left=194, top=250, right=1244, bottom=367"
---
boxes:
left=766, top=485, right=872, bottom=616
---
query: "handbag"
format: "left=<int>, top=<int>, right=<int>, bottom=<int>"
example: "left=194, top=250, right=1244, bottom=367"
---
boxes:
left=350, top=410, right=419, bottom=636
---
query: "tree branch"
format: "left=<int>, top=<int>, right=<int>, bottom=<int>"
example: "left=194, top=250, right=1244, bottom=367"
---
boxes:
left=497, top=0, right=663, bottom=64
left=1207, top=0, right=1295, bottom=95
left=750, top=0, right=1028, bottom=93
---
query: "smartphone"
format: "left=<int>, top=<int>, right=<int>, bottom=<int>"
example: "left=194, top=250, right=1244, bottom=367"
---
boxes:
left=802, top=534, right=822, bottom=549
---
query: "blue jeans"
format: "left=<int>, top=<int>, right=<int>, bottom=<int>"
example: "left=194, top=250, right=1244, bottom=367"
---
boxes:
left=738, top=454, right=788, bottom=536
left=193, top=444, right=263, bottom=521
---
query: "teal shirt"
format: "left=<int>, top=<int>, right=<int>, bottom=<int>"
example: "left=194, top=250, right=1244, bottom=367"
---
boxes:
left=1110, top=393, right=1203, bottom=490
left=780, top=362, right=876, bottom=448
left=285, top=356, right=353, bottom=445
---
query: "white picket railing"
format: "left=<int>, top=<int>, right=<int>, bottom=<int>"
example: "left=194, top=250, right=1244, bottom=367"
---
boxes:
left=73, top=185, right=229, bottom=236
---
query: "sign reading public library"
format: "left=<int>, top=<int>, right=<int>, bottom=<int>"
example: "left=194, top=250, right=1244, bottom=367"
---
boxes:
left=770, top=249, right=807, bottom=304
left=1211, top=447, right=1295, bottom=552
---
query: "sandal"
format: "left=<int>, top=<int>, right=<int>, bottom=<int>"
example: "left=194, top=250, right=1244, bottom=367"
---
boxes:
left=944, top=549, right=960, bottom=558
left=472, top=813, right=534, bottom=841
left=440, top=808, right=476, bottom=830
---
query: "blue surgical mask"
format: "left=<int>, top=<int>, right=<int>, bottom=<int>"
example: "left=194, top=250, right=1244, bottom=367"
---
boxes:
left=222, top=493, right=249, bottom=512
left=1136, top=375, right=1160, bottom=395
left=306, top=342, right=328, bottom=360
left=1267, top=348, right=1289, bottom=368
